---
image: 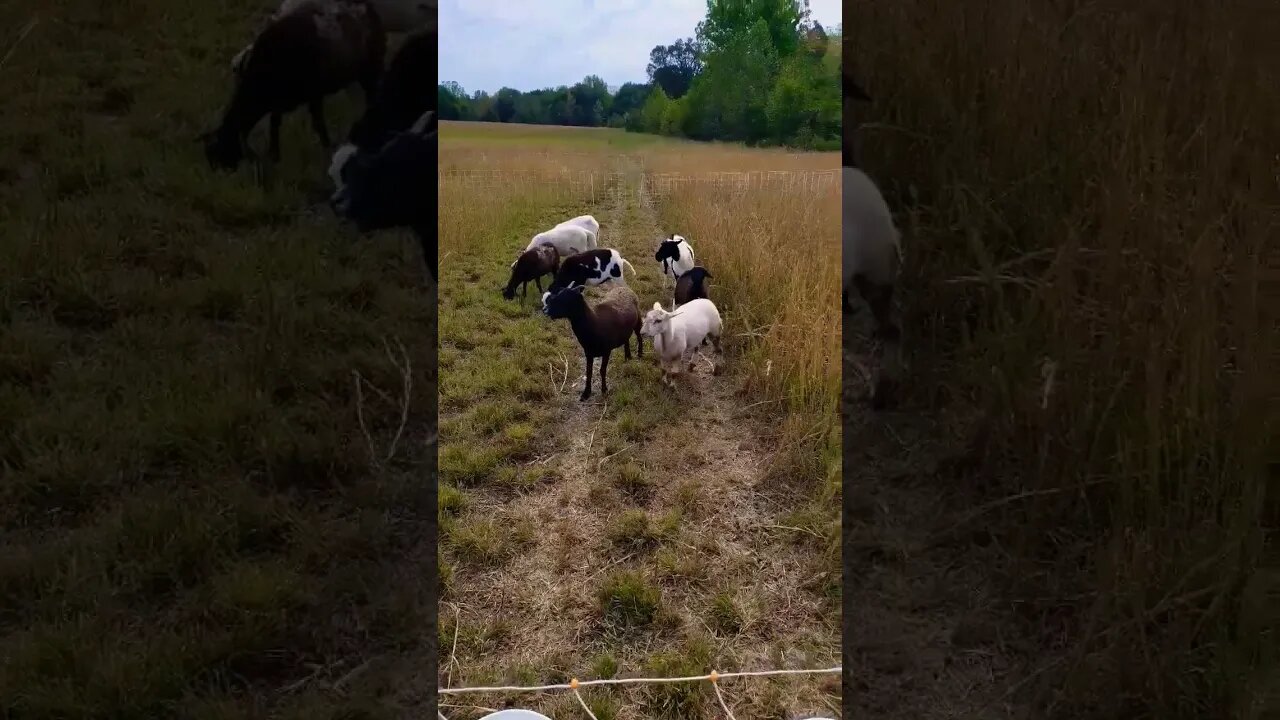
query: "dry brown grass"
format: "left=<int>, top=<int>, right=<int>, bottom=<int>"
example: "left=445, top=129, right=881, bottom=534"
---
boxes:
left=436, top=123, right=840, bottom=719
left=853, top=0, right=1277, bottom=715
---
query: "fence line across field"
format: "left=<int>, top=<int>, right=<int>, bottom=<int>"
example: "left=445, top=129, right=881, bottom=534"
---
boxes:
left=438, top=169, right=840, bottom=195
left=437, top=665, right=841, bottom=720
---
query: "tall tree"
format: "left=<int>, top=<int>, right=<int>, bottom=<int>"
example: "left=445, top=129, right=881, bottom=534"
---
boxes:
left=697, top=0, right=802, bottom=58
left=646, top=38, right=702, bottom=99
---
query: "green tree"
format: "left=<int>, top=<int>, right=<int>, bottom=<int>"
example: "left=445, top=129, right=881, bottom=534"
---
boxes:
left=640, top=87, right=672, bottom=134
left=611, top=82, right=652, bottom=125
left=493, top=87, right=521, bottom=122
left=697, top=0, right=802, bottom=58
left=646, top=38, right=702, bottom=99
left=684, top=17, right=778, bottom=143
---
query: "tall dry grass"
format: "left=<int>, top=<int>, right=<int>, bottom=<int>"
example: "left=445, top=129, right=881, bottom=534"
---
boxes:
left=643, top=148, right=842, bottom=486
left=853, top=0, right=1276, bottom=714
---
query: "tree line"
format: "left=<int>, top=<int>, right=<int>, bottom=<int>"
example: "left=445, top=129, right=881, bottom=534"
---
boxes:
left=437, top=0, right=842, bottom=150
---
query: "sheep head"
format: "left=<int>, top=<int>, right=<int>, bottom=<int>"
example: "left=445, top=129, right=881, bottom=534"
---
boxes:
left=640, top=302, right=672, bottom=337
left=542, top=285, right=585, bottom=319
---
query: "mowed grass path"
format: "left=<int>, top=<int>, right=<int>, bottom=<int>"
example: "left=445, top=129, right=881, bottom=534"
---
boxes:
left=438, top=126, right=840, bottom=720
left=1, top=1, right=436, bottom=716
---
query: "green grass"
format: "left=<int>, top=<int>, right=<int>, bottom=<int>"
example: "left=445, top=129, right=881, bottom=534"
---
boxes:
left=0, top=0, right=435, bottom=715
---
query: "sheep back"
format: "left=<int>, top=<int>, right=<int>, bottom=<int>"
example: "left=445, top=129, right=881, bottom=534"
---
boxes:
left=591, top=285, right=641, bottom=349
left=843, top=167, right=900, bottom=288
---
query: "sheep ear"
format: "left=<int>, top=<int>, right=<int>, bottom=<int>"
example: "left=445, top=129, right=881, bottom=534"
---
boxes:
left=652, top=302, right=663, bottom=312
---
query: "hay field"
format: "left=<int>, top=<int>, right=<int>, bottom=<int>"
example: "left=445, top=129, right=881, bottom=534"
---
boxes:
left=848, top=0, right=1277, bottom=717
left=0, top=1, right=436, bottom=716
left=437, top=120, right=841, bottom=719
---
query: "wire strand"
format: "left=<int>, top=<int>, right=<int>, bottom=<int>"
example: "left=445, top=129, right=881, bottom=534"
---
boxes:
left=438, top=666, right=841, bottom=695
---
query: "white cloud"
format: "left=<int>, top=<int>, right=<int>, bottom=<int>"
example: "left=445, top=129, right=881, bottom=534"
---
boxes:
left=440, top=0, right=843, bottom=94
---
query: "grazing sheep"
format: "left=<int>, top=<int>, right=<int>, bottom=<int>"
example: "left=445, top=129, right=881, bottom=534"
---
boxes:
left=525, top=224, right=595, bottom=258
left=543, top=285, right=643, bottom=402
left=503, top=245, right=559, bottom=300
left=640, top=298, right=724, bottom=386
left=844, top=165, right=903, bottom=410
left=843, top=166, right=900, bottom=340
left=233, top=0, right=435, bottom=77
left=553, top=214, right=600, bottom=244
left=654, top=234, right=695, bottom=287
left=328, top=26, right=434, bottom=190
left=330, top=109, right=435, bottom=281
left=541, top=248, right=637, bottom=304
left=673, top=266, right=712, bottom=307
left=203, top=0, right=385, bottom=173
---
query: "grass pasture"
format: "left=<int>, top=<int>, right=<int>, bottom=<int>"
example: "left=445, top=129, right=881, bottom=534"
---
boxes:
left=0, top=1, right=436, bottom=716
left=850, top=0, right=1277, bottom=716
left=437, top=121, right=841, bottom=719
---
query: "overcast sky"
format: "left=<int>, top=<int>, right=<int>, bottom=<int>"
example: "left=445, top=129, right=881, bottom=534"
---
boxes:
left=439, top=0, right=842, bottom=94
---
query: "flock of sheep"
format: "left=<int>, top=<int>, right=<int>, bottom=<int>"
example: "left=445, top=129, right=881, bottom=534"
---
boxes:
left=195, top=0, right=901, bottom=406
left=199, top=0, right=437, bottom=280
left=502, top=219, right=721, bottom=402
left=498, top=68, right=900, bottom=408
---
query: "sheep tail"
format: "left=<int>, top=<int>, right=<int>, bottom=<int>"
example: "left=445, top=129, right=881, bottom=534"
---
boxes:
left=622, top=259, right=636, bottom=277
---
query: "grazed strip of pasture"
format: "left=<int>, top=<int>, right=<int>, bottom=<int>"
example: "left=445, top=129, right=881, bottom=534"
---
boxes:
left=438, top=157, right=839, bottom=720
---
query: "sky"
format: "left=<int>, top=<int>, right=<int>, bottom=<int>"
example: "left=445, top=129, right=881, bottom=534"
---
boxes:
left=438, top=0, right=842, bottom=95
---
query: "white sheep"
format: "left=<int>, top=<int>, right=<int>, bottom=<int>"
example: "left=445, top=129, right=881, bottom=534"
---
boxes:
left=640, top=298, right=723, bottom=386
left=231, top=0, right=436, bottom=75
left=525, top=224, right=595, bottom=258
left=654, top=235, right=695, bottom=287
left=554, top=215, right=600, bottom=246
left=843, top=166, right=901, bottom=341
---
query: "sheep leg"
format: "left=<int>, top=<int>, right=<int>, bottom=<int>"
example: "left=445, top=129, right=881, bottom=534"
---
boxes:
left=623, top=336, right=632, bottom=361
left=634, top=326, right=644, bottom=358
left=710, top=333, right=724, bottom=375
left=267, top=112, right=282, bottom=163
left=580, top=353, right=594, bottom=401
left=535, top=276, right=543, bottom=293
left=308, top=99, right=332, bottom=150
left=599, top=350, right=612, bottom=396
left=855, top=277, right=900, bottom=342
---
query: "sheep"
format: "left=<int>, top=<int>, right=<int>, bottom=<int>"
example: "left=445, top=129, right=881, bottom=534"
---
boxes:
left=202, top=0, right=385, bottom=173
left=553, top=214, right=600, bottom=245
left=843, top=166, right=900, bottom=340
left=640, top=298, right=723, bottom=386
left=327, top=26, right=434, bottom=191
left=542, top=285, right=643, bottom=402
left=329, top=109, right=435, bottom=281
left=654, top=234, right=695, bottom=287
left=503, top=245, right=560, bottom=300
left=844, top=165, right=903, bottom=409
left=674, top=266, right=713, bottom=306
left=540, top=248, right=637, bottom=304
left=524, top=224, right=595, bottom=258
left=232, top=0, right=436, bottom=77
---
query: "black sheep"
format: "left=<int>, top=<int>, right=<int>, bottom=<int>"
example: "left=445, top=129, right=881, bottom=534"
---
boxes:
left=203, top=0, right=385, bottom=172
left=503, top=245, right=560, bottom=300
left=330, top=109, right=436, bottom=281
left=674, top=266, right=713, bottom=306
left=543, top=285, right=643, bottom=402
